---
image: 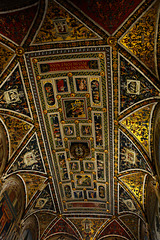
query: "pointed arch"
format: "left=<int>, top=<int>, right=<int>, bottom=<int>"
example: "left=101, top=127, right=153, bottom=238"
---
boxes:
left=18, top=214, right=39, bottom=240
left=0, top=118, right=9, bottom=176
left=152, top=102, right=160, bottom=180
left=0, top=175, right=25, bottom=238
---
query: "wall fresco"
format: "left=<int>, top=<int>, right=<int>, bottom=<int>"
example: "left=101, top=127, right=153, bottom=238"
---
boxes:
left=157, top=18, right=160, bottom=78
left=120, top=2, right=159, bottom=74
left=120, top=104, right=155, bottom=152
left=119, top=56, right=159, bottom=112
left=20, top=215, right=38, bottom=240
left=0, top=191, right=16, bottom=238
left=145, top=176, right=159, bottom=239
left=0, top=176, right=25, bottom=238
left=0, top=120, right=8, bottom=175
left=19, top=229, right=33, bottom=240
left=33, top=0, right=98, bottom=44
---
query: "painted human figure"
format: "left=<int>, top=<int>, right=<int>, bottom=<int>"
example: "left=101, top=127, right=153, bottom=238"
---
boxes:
left=59, top=154, right=69, bottom=180
left=91, top=80, right=100, bottom=104
left=99, top=186, right=105, bottom=198
left=76, top=78, right=87, bottom=91
left=64, top=126, right=73, bottom=136
left=52, top=116, right=62, bottom=147
left=82, top=125, right=91, bottom=135
left=44, top=83, right=55, bottom=106
left=56, top=79, right=68, bottom=92
left=95, top=122, right=102, bottom=145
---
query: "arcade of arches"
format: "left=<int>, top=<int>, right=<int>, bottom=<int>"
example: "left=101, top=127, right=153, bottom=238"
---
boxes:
left=0, top=0, right=160, bottom=239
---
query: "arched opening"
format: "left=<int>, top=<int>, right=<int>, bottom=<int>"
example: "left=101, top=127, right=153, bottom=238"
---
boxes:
left=46, top=233, right=78, bottom=240
left=0, top=120, right=9, bottom=176
left=0, top=175, right=25, bottom=239
left=99, top=237, right=129, bottom=240
left=19, top=229, right=33, bottom=240
left=145, top=175, right=159, bottom=240
left=18, top=215, right=38, bottom=240
left=153, top=103, right=160, bottom=182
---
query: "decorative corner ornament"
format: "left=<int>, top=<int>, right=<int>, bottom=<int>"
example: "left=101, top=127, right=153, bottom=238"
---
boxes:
left=99, top=53, right=104, bottom=59
left=56, top=95, right=61, bottom=100
left=36, top=75, right=41, bottom=80
left=107, top=37, right=117, bottom=46
left=68, top=72, right=73, bottom=77
left=32, top=58, right=38, bottom=64
left=100, top=71, right=105, bottom=77
left=70, top=93, right=75, bottom=97
left=15, top=46, right=25, bottom=56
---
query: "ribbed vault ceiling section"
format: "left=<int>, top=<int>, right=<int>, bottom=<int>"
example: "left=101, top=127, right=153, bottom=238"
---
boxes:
left=0, top=0, right=160, bottom=239
left=27, top=47, right=113, bottom=214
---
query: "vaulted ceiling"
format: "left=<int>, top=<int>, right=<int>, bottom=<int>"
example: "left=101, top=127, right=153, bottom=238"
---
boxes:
left=0, top=0, right=160, bottom=239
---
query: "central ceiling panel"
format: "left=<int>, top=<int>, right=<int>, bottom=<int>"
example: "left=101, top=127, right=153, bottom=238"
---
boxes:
left=26, top=46, right=114, bottom=215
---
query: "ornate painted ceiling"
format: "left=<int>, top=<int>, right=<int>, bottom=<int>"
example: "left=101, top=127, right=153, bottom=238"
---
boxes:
left=0, top=0, right=160, bottom=239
